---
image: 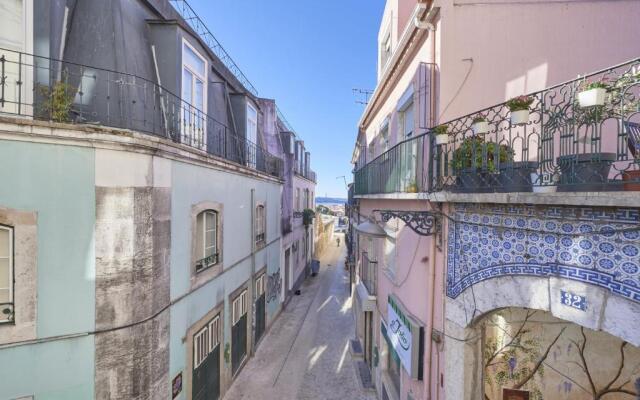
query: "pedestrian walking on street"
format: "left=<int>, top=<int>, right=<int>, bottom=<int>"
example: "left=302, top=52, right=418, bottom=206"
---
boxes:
left=336, top=237, right=340, bottom=247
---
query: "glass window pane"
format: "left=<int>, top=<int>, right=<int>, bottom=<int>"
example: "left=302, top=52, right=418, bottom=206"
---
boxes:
left=196, top=213, right=204, bottom=258
left=205, top=211, right=215, bottom=229
left=0, top=288, right=9, bottom=304
left=0, top=229, right=8, bottom=258
left=205, top=231, right=214, bottom=247
left=182, top=69, right=193, bottom=103
left=0, top=258, right=9, bottom=291
left=195, top=79, right=204, bottom=111
left=404, top=104, right=414, bottom=137
left=183, top=44, right=205, bottom=76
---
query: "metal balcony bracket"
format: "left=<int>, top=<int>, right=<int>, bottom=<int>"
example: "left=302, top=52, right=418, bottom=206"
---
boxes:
left=376, top=210, right=442, bottom=237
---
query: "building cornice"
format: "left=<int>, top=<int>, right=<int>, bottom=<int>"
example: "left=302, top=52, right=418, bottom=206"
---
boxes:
left=0, top=116, right=283, bottom=185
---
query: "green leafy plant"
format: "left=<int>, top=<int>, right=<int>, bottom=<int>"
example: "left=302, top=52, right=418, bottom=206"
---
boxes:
left=451, top=136, right=514, bottom=173
left=581, top=80, right=609, bottom=91
left=406, top=181, right=418, bottom=193
left=472, top=116, right=487, bottom=124
left=433, top=124, right=448, bottom=136
left=2, top=306, right=14, bottom=322
left=39, top=81, right=75, bottom=123
left=506, top=95, right=534, bottom=112
left=303, top=208, right=315, bottom=226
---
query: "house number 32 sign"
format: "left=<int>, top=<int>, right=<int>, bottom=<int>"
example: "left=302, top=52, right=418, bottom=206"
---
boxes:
left=560, top=290, right=587, bottom=311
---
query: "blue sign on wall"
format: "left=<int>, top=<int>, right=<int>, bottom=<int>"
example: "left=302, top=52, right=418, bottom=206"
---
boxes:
left=560, top=290, right=587, bottom=311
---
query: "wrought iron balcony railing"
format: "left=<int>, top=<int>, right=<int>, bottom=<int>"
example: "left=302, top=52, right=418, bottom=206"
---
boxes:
left=354, top=134, right=428, bottom=195
left=361, top=252, right=377, bottom=296
left=195, top=253, right=219, bottom=273
left=293, top=162, right=316, bottom=182
left=0, top=48, right=283, bottom=178
left=354, top=58, right=640, bottom=195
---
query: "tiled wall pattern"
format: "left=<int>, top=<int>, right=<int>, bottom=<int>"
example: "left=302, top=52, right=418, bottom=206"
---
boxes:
left=446, top=204, right=640, bottom=303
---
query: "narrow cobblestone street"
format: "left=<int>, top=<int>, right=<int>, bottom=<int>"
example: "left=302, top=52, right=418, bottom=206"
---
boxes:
left=224, top=235, right=375, bottom=400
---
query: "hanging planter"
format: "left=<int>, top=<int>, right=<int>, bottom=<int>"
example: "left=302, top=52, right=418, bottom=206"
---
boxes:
left=472, top=117, right=488, bottom=135
left=506, top=95, right=534, bottom=125
left=577, top=81, right=608, bottom=108
left=433, top=124, right=449, bottom=145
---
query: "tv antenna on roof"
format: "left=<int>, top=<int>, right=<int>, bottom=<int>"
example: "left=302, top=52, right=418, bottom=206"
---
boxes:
left=352, top=88, right=373, bottom=105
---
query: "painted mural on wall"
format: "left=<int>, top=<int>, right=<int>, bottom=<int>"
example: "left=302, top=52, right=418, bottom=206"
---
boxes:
left=446, top=204, right=640, bottom=303
left=483, top=308, right=640, bottom=400
left=267, top=270, right=281, bottom=303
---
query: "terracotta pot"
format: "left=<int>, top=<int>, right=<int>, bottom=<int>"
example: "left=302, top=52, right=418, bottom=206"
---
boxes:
left=623, top=169, right=640, bottom=191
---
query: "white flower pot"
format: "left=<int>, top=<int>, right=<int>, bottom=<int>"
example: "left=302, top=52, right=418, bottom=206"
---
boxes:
left=472, top=121, right=488, bottom=135
left=510, top=109, right=530, bottom=125
left=577, top=88, right=606, bottom=108
left=435, top=134, right=448, bottom=145
left=530, top=172, right=557, bottom=193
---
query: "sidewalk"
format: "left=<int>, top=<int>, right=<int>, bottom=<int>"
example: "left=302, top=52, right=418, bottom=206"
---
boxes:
left=224, top=236, right=375, bottom=400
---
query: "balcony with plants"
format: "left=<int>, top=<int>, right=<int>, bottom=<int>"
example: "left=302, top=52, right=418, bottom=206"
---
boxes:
left=434, top=59, right=640, bottom=194
left=354, top=58, right=640, bottom=196
left=0, top=48, right=284, bottom=179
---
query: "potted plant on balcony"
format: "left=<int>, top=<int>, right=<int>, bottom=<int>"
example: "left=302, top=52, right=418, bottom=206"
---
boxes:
left=506, top=95, right=534, bottom=125
left=472, top=116, right=488, bottom=135
left=451, top=136, right=512, bottom=192
left=577, top=80, right=608, bottom=108
left=303, top=208, right=316, bottom=228
left=406, top=180, right=419, bottom=193
left=433, top=124, right=449, bottom=145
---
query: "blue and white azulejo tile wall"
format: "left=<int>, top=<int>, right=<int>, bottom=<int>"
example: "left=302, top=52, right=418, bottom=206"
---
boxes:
left=446, top=204, right=640, bottom=303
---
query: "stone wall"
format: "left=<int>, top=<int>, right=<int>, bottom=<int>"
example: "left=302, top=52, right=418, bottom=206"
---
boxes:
left=313, top=215, right=335, bottom=259
left=94, top=187, right=171, bottom=400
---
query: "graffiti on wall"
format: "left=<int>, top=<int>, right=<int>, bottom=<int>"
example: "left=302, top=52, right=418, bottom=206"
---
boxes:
left=483, top=308, right=640, bottom=400
left=267, top=270, right=281, bottom=304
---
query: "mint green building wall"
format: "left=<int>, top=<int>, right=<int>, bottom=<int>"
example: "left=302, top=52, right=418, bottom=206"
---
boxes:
left=168, top=161, right=282, bottom=399
left=0, top=140, right=95, bottom=399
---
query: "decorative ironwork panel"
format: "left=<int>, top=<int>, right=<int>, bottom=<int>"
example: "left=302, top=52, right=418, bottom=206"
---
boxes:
left=446, top=204, right=640, bottom=304
left=379, top=210, right=441, bottom=236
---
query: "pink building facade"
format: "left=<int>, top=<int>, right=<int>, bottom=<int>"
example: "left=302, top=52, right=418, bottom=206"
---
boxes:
left=349, top=1, right=640, bottom=400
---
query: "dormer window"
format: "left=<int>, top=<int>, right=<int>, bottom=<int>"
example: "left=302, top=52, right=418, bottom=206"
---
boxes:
left=182, top=40, right=207, bottom=149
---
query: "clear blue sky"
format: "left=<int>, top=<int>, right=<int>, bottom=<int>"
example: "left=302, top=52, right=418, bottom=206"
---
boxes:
left=189, top=0, right=385, bottom=198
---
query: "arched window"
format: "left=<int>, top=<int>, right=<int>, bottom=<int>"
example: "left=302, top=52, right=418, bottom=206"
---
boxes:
left=255, top=205, right=266, bottom=245
left=195, top=210, right=218, bottom=272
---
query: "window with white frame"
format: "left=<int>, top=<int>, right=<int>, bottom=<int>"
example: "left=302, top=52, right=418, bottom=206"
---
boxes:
left=255, top=205, right=266, bottom=244
left=398, top=93, right=417, bottom=189
left=246, top=103, right=258, bottom=168
left=182, top=41, right=207, bottom=149
left=380, top=123, right=389, bottom=152
left=400, top=101, right=414, bottom=139
left=380, top=28, right=392, bottom=72
left=193, top=314, right=220, bottom=368
left=255, top=273, right=265, bottom=297
left=195, top=210, right=218, bottom=272
left=0, top=225, right=13, bottom=322
left=232, top=290, right=248, bottom=325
